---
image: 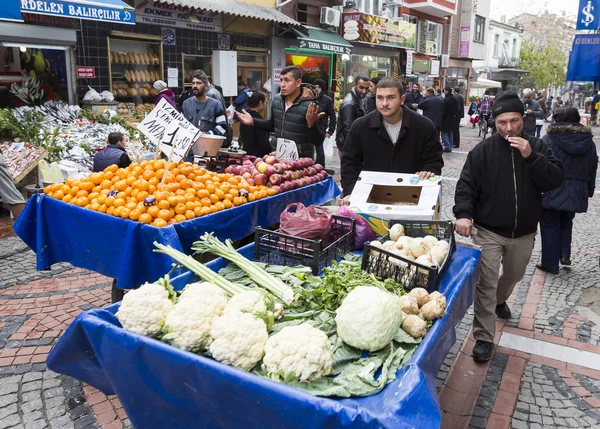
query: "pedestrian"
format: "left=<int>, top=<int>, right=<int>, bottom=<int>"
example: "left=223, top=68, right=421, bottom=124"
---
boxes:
left=239, top=90, right=271, bottom=158
left=153, top=80, right=176, bottom=108
left=237, top=66, right=324, bottom=159
left=93, top=132, right=132, bottom=172
left=538, top=107, right=598, bottom=274
left=380, top=2, right=393, bottom=18
left=0, top=152, right=26, bottom=220
left=313, top=79, right=336, bottom=167
left=454, top=91, right=564, bottom=362
left=477, top=90, right=494, bottom=125
left=365, top=76, right=380, bottom=114
left=521, top=89, right=544, bottom=137
left=405, top=83, right=424, bottom=111
left=233, top=81, right=251, bottom=113
left=206, top=77, right=231, bottom=146
left=417, top=87, right=445, bottom=136
left=590, top=91, right=600, bottom=126
left=336, top=75, right=369, bottom=153
left=468, top=98, right=478, bottom=128
left=551, top=96, right=561, bottom=116
left=340, top=77, right=444, bottom=201
left=441, top=87, right=458, bottom=152
left=453, top=87, right=465, bottom=148
left=182, top=70, right=227, bottom=138
left=437, top=88, right=444, bottom=99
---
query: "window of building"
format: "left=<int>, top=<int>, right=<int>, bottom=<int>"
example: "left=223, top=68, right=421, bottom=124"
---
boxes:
left=425, top=21, right=442, bottom=55
left=297, top=3, right=308, bottom=23
left=356, top=0, right=385, bottom=15
left=474, top=15, right=485, bottom=43
left=512, top=38, right=517, bottom=58
left=402, top=14, right=418, bottom=24
left=493, top=34, right=499, bottom=57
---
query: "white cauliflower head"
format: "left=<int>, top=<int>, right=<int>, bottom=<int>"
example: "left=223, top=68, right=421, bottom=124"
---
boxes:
left=209, top=311, right=268, bottom=371
left=335, top=286, right=403, bottom=352
left=161, top=282, right=228, bottom=352
left=116, top=281, right=175, bottom=338
left=263, top=323, right=333, bottom=383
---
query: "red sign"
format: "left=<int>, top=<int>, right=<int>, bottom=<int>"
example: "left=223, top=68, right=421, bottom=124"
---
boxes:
left=76, top=67, right=95, bottom=79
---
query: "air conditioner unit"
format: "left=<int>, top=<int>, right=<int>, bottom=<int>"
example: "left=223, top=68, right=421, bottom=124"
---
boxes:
left=389, top=0, right=403, bottom=5
left=320, top=7, right=341, bottom=27
left=344, top=0, right=356, bottom=8
left=441, top=54, right=449, bottom=68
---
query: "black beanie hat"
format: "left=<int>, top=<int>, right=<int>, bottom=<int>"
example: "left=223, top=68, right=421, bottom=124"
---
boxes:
left=313, top=79, right=326, bottom=90
left=492, top=91, right=524, bottom=117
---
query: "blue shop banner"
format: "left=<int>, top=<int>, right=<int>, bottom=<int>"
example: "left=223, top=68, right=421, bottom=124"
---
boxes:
left=577, top=0, right=600, bottom=30
left=566, top=35, right=600, bottom=82
left=20, top=0, right=134, bottom=25
left=0, top=0, right=23, bottom=22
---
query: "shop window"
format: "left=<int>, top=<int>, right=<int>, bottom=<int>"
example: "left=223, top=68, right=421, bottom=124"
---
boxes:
left=474, top=15, right=485, bottom=43
left=297, top=3, right=308, bottom=24
left=425, top=21, right=442, bottom=55
left=493, top=34, right=499, bottom=57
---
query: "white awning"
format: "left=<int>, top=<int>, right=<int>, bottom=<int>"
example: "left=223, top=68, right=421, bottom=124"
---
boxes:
left=471, top=78, right=502, bottom=89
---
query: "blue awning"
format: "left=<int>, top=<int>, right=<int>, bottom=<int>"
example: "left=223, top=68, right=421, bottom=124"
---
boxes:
left=20, top=0, right=135, bottom=25
left=0, top=0, right=23, bottom=22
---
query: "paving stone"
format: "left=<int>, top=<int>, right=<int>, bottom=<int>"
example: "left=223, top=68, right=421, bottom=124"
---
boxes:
left=42, top=378, right=61, bottom=389
left=529, top=413, right=542, bottom=424
left=535, top=397, right=549, bottom=407
left=529, top=424, right=543, bottom=429
left=21, top=399, right=43, bottom=413
left=68, top=404, right=89, bottom=421
left=22, top=381, right=43, bottom=393
left=511, top=419, right=529, bottom=429
left=0, top=394, right=18, bottom=408
left=49, top=414, right=74, bottom=429
left=469, top=416, right=487, bottom=428
left=0, top=413, right=21, bottom=429
left=513, top=410, right=528, bottom=421
left=542, top=416, right=555, bottom=425
left=22, top=411, right=43, bottom=423
left=44, top=397, right=64, bottom=410
left=73, top=415, right=96, bottom=429
left=22, top=391, right=40, bottom=402
left=566, top=417, right=580, bottom=427
left=15, top=364, right=34, bottom=374
left=0, top=403, right=18, bottom=420
left=0, top=383, right=19, bottom=395
left=21, top=372, right=43, bottom=383
left=46, top=404, right=67, bottom=420
left=24, top=420, right=47, bottom=429
left=43, top=387, right=64, bottom=399
left=43, top=371, right=59, bottom=379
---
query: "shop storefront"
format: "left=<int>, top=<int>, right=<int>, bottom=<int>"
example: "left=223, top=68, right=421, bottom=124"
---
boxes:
left=404, top=52, right=442, bottom=91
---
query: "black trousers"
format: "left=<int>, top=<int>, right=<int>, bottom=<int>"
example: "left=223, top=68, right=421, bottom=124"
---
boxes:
left=540, top=209, right=575, bottom=272
left=452, top=118, right=462, bottom=148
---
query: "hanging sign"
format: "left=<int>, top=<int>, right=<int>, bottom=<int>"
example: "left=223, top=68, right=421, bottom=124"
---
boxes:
left=135, top=0, right=222, bottom=32
left=20, top=0, right=134, bottom=24
left=566, top=35, right=600, bottom=82
left=76, top=66, right=95, bottom=79
left=577, top=0, right=600, bottom=30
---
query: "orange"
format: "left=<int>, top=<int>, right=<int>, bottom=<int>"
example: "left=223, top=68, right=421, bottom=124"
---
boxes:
left=185, top=201, right=196, bottom=211
left=98, top=204, right=107, bottom=213
left=266, top=188, right=277, bottom=196
left=247, top=193, right=255, bottom=203
left=105, top=164, right=118, bottom=173
left=106, top=206, right=115, bottom=215
left=89, top=202, right=101, bottom=211
left=192, top=182, right=205, bottom=191
left=142, top=170, right=154, bottom=181
left=197, top=189, right=210, bottom=199
left=167, top=195, right=179, bottom=207
left=180, top=165, right=192, bottom=176
left=137, top=180, right=150, bottom=191
left=148, top=185, right=156, bottom=195
left=233, top=196, right=244, bottom=206
left=105, top=196, right=116, bottom=207
left=174, top=214, right=186, bottom=223
left=139, top=213, right=152, bottom=223
left=75, top=190, right=88, bottom=198
left=164, top=173, right=176, bottom=184
left=206, top=184, right=216, bottom=194
left=116, top=192, right=127, bottom=200
left=155, top=191, right=169, bottom=202
left=125, top=202, right=137, bottom=211
left=113, top=198, right=126, bottom=207
left=81, top=182, right=95, bottom=192
left=184, top=210, right=195, bottom=220
left=68, top=186, right=80, bottom=197
left=120, top=208, right=131, bottom=219
left=114, top=180, right=127, bottom=191
left=229, top=188, right=239, bottom=198
left=223, top=199, right=234, bottom=208
left=209, top=194, right=219, bottom=204
left=214, top=201, right=225, bottom=211
left=209, top=205, right=218, bottom=213
left=148, top=177, right=159, bottom=187
left=158, top=200, right=171, bottom=210
left=155, top=169, right=165, bottom=180
left=100, top=179, right=112, bottom=190
left=184, top=193, right=196, bottom=203
left=158, top=209, right=172, bottom=221
left=126, top=176, right=136, bottom=186
left=147, top=205, right=160, bottom=218
left=179, top=179, right=192, bottom=190
left=174, top=189, right=185, bottom=196
left=129, top=209, right=142, bottom=221
left=103, top=171, right=115, bottom=181
left=223, top=193, right=233, bottom=202
left=53, top=190, right=65, bottom=200
left=174, top=203, right=187, bottom=215
left=152, top=218, right=168, bottom=227
left=113, top=206, right=124, bottom=217
left=136, top=191, right=149, bottom=203
left=88, top=192, right=100, bottom=201
left=193, top=207, right=204, bottom=217
left=76, top=197, right=90, bottom=207
left=200, top=197, right=212, bottom=207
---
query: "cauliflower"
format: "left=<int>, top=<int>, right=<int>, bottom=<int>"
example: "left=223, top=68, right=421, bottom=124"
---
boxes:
left=209, top=311, right=268, bottom=371
left=408, top=287, right=430, bottom=308
left=116, top=280, right=176, bottom=338
left=223, top=290, right=281, bottom=330
left=402, top=314, right=428, bottom=338
left=399, top=295, right=419, bottom=315
left=263, top=323, right=333, bottom=383
left=161, top=282, right=228, bottom=352
left=419, top=298, right=445, bottom=321
left=335, top=286, right=403, bottom=352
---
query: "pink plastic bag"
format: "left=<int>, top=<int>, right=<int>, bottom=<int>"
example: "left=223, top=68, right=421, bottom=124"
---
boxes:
left=280, top=203, right=333, bottom=241
left=337, top=205, right=376, bottom=249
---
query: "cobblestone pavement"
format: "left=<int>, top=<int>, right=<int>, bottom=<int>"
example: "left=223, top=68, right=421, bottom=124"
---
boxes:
left=0, top=122, right=598, bottom=429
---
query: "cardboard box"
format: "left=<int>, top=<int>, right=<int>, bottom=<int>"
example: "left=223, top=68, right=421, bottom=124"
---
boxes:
left=348, top=171, right=442, bottom=236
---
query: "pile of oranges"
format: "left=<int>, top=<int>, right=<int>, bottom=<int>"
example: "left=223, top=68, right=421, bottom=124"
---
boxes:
left=43, top=160, right=276, bottom=227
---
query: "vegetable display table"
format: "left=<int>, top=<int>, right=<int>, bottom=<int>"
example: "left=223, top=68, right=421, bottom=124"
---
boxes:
left=46, top=243, right=480, bottom=429
left=13, top=176, right=340, bottom=291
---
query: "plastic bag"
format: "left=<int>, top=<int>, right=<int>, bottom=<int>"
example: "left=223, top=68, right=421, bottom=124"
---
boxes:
left=337, top=205, right=376, bottom=250
left=38, top=160, right=65, bottom=184
left=101, top=90, right=114, bottom=102
left=323, top=136, right=334, bottom=158
left=82, top=86, right=102, bottom=102
left=280, top=203, right=332, bottom=241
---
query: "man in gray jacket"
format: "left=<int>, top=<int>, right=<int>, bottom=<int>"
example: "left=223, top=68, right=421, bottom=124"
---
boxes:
left=521, top=88, right=544, bottom=136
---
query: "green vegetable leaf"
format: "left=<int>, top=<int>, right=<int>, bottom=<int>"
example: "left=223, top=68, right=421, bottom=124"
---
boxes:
left=393, top=328, right=423, bottom=345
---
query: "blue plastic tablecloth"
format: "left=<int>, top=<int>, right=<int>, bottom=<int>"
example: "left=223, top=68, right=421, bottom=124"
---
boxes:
left=13, top=177, right=340, bottom=290
left=47, top=243, right=480, bottom=429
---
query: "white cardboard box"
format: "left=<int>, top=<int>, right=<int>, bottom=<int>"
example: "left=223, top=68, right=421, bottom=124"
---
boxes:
left=348, top=171, right=442, bottom=236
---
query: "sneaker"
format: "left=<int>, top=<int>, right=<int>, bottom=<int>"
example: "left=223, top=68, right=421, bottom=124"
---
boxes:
left=495, top=302, right=511, bottom=319
left=560, top=258, right=571, bottom=266
left=473, top=340, right=494, bottom=362
left=535, top=263, right=558, bottom=275
left=443, top=148, right=452, bottom=153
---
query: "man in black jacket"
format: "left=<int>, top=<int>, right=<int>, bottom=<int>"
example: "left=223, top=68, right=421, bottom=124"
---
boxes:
left=365, top=76, right=380, bottom=114
left=453, top=88, right=465, bottom=148
left=93, top=132, right=131, bottom=172
left=340, top=77, right=444, bottom=199
left=441, top=87, right=458, bottom=152
left=237, top=66, right=323, bottom=159
left=417, top=87, right=445, bottom=135
left=336, top=75, right=369, bottom=153
left=404, top=83, right=424, bottom=110
left=453, top=91, right=564, bottom=362
left=313, top=79, right=336, bottom=167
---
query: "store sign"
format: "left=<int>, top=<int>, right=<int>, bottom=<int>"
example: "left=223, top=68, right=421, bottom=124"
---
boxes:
left=20, top=0, right=135, bottom=24
left=273, top=68, right=282, bottom=85
left=76, top=66, right=95, bottom=79
left=406, top=51, right=413, bottom=75
left=135, top=0, right=222, bottom=33
left=566, top=35, right=600, bottom=82
left=411, top=54, right=430, bottom=74
left=285, top=54, right=331, bottom=85
left=22, top=12, right=78, bottom=28
left=0, top=0, right=22, bottom=22
left=162, top=27, right=176, bottom=46
left=430, top=60, right=440, bottom=77
left=298, top=39, right=352, bottom=55
left=341, top=12, right=416, bottom=49
left=459, top=27, right=470, bottom=57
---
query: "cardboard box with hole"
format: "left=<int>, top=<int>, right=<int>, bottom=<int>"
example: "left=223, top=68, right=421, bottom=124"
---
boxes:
left=348, top=171, right=442, bottom=236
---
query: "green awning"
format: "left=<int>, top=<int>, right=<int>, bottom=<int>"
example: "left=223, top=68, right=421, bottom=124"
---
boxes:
left=297, top=27, right=352, bottom=55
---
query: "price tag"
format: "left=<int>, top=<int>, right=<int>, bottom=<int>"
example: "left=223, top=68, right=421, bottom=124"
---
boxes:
left=9, top=142, right=24, bottom=152
left=276, top=138, right=299, bottom=161
left=160, top=121, right=200, bottom=163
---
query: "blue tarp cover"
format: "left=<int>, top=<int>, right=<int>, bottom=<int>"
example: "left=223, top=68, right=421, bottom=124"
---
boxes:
left=14, top=177, right=340, bottom=290
left=47, top=243, right=480, bottom=429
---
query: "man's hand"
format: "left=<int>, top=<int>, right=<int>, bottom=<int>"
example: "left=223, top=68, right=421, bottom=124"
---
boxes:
left=411, top=104, right=418, bottom=110
left=416, top=171, right=436, bottom=180
left=306, top=102, right=325, bottom=128
left=455, top=218, right=473, bottom=237
left=237, top=109, right=254, bottom=126
left=325, top=132, right=331, bottom=139
left=526, top=109, right=533, bottom=115
left=507, top=137, right=532, bottom=159
left=339, top=195, right=351, bottom=206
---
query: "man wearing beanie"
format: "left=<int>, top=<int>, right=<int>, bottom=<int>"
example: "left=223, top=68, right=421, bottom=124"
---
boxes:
left=453, top=91, right=564, bottom=362
left=313, top=79, right=336, bottom=167
left=153, top=80, right=176, bottom=108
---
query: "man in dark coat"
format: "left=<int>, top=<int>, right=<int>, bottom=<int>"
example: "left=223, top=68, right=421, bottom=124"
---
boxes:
left=454, top=91, right=564, bottom=362
left=521, top=88, right=544, bottom=136
left=404, top=83, right=424, bottom=110
left=313, top=79, right=337, bottom=167
left=538, top=107, right=598, bottom=273
left=453, top=88, right=465, bottom=148
left=441, top=87, right=458, bottom=152
left=336, top=75, right=369, bottom=153
left=340, top=77, right=443, bottom=200
left=365, top=76, right=380, bottom=114
left=93, top=132, right=131, bottom=172
left=417, top=87, right=445, bottom=136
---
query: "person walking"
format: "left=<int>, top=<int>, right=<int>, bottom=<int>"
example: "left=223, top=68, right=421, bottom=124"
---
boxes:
left=454, top=91, right=564, bottom=362
left=233, top=81, right=251, bottom=113
left=313, top=79, right=336, bottom=167
left=417, top=87, right=445, bottom=136
left=336, top=75, right=369, bottom=153
left=441, top=87, right=458, bottom=152
left=468, top=98, right=478, bottom=128
left=365, top=76, right=380, bottom=114
left=153, top=80, right=176, bottom=108
left=453, top=88, right=465, bottom=148
left=537, top=107, right=598, bottom=274
left=405, top=83, right=424, bottom=111
left=238, top=90, right=271, bottom=158
left=590, top=91, right=600, bottom=126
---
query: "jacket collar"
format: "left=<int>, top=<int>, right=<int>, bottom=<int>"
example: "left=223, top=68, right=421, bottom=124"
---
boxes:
left=369, top=106, right=412, bottom=143
left=106, top=144, right=126, bottom=152
left=547, top=122, right=592, bottom=135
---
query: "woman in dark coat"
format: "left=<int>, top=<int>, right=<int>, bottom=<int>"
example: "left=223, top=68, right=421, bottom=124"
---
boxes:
left=239, top=90, right=271, bottom=158
left=538, top=107, right=598, bottom=274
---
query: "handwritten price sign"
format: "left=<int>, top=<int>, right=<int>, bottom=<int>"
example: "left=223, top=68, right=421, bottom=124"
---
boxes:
left=160, top=120, right=200, bottom=163
left=275, top=138, right=299, bottom=161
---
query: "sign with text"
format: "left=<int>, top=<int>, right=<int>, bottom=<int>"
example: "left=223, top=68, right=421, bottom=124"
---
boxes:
left=405, top=51, right=413, bottom=75
left=341, top=12, right=416, bottom=49
left=20, top=0, right=134, bottom=24
left=135, top=0, right=222, bottom=32
left=273, top=68, right=281, bottom=85
left=577, top=0, right=600, bottom=30
left=298, top=38, right=352, bottom=55
left=567, top=35, right=600, bottom=82
left=159, top=120, right=199, bottom=163
left=459, top=27, right=470, bottom=58
left=276, top=138, right=298, bottom=161
left=76, top=66, right=95, bottom=79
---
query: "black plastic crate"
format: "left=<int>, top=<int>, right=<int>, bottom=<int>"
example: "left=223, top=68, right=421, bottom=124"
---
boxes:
left=362, top=220, right=456, bottom=293
left=254, top=215, right=356, bottom=274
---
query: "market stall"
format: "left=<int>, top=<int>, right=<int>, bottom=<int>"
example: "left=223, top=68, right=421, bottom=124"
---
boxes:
left=13, top=176, right=340, bottom=291
left=47, top=241, right=480, bottom=429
